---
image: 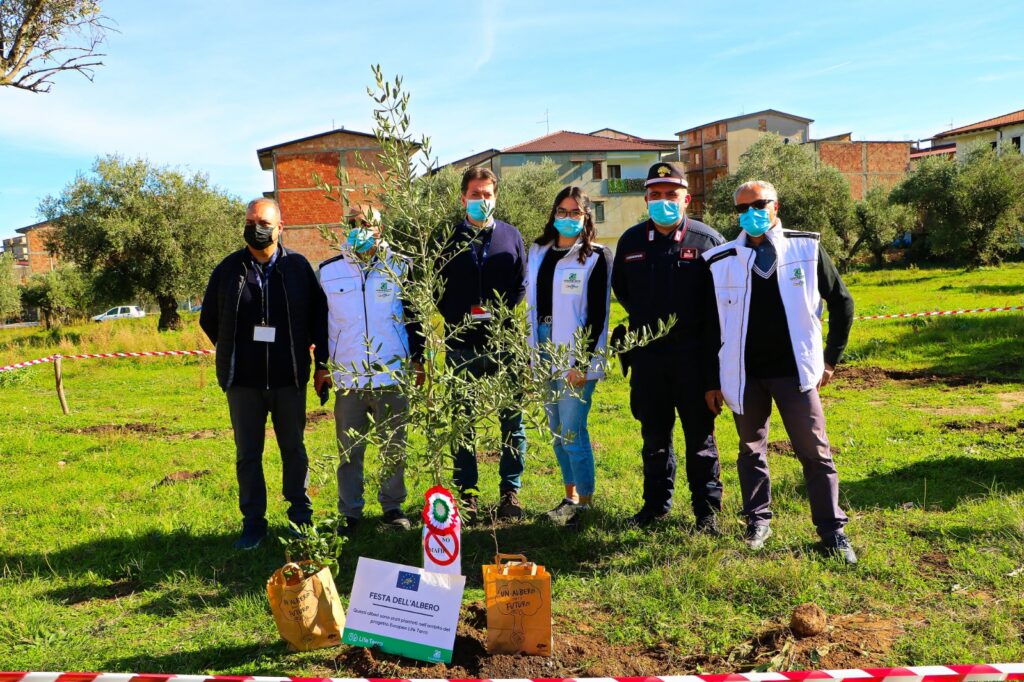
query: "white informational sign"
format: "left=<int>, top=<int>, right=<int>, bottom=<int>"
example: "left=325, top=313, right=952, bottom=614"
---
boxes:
left=342, top=557, right=466, bottom=664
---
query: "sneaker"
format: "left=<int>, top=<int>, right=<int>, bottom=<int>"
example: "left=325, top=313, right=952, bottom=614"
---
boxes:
left=234, top=526, right=266, bottom=551
left=626, top=507, right=669, bottom=528
left=544, top=498, right=579, bottom=525
left=496, top=490, right=526, bottom=521
left=382, top=508, right=413, bottom=531
left=460, top=493, right=479, bottom=525
left=822, top=531, right=858, bottom=565
left=743, top=524, right=772, bottom=550
left=565, top=504, right=590, bottom=532
left=695, top=514, right=722, bottom=537
left=336, top=516, right=360, bottom=538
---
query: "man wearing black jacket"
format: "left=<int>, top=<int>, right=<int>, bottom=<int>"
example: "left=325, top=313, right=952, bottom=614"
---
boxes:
left=436, top=167, right=528, bottom=522
left=200, top=198, right=329, bottom=550
left=612, top=162, right=725, bottom=532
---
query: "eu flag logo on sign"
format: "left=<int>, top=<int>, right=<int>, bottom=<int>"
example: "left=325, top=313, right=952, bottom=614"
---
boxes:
left=397, top=571, right=420, bottom=591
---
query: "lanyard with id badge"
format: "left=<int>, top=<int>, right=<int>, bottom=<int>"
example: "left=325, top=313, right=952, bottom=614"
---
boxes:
left=253, top=261, right=276, bottom=343
left=470, top=228, right=493, bottom=321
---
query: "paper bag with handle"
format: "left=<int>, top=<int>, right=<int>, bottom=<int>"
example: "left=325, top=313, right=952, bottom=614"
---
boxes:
left=266, top=560, right=346, bottom=651
left=483, top=553, right=552, bottom=656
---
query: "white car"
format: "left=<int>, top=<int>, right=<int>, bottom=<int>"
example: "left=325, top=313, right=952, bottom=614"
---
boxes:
left=92, top=306, right=147, bottom=322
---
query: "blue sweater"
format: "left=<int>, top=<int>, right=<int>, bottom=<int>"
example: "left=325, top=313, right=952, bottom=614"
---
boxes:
left=435, top=219, right=527, bottom=350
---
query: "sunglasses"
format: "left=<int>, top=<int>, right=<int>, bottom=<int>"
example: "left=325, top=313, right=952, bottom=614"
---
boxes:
left=734, top=199, right=776, bottom=213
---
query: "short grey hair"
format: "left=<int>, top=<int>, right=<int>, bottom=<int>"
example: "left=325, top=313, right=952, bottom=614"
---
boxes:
left=246, top=197, right=281, bottom=214
left=734, top=180, right=778, bottom=203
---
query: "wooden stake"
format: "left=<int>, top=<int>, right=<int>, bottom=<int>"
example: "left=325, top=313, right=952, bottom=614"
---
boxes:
left=54, top=354, right=69, bottom=415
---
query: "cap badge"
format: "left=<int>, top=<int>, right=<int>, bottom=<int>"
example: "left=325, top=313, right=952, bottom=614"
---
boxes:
left=657, top=165, right=671, bottom=177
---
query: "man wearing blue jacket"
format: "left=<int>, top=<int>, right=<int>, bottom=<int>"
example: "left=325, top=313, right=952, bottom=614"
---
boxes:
left=436, top=167, right=528, bottom=522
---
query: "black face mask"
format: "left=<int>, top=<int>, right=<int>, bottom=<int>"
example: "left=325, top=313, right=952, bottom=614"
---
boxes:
left=244, top=222, right=276, bottom=250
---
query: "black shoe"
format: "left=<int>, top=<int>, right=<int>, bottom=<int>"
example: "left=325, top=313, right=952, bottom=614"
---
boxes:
left=336, top=516, right=360, bottom=538
left=822, top=531, right=858, bottom=565
left=460, top=493, right=479, bottom=524
left=234, top=525, right=266, bottom=551
left=743, top=524, right=772, bottom=550
left=695, top=514, right=722, bottom=537
left=543, top=498, right=579, bottom=525
left=565, top=504, right=590, bottom=532
left=497, top=490, right=526, bottom=521
left=626, top=507, right=668, bottom=528
left=382, top=508, right=412, bottom=531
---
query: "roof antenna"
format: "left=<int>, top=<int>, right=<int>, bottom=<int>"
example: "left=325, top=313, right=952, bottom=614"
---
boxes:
left=537, top=109, right=550, bottom=135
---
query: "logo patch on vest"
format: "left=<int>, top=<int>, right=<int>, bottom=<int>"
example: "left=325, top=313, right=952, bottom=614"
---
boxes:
left=679, top=247, right=698, bottom=260
left=624, top=251, right=646, bottom=263
left=790, top=266, right=805, bottom=285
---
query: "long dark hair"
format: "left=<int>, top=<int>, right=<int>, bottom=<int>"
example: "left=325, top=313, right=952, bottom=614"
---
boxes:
left=535, top=185, right=596, bottom=263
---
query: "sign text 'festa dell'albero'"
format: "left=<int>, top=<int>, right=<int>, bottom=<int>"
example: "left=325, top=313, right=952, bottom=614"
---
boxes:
left=342, top=557, right=465, bottom=664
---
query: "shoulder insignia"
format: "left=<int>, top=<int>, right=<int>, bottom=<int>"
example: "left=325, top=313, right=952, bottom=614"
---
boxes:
left=784, top=231, right=820, bottom=240
left=318, top=253, right=346, bottom=268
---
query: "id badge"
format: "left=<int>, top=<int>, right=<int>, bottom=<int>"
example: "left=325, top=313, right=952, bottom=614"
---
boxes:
left=253, top=325, right=276, bottom=343
left=561, top=271, right=584, bottom=295
left=470, top=305, right=492, bottom=321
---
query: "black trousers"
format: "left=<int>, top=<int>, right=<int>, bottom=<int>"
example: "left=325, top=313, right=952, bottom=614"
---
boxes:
left=628, top=349, right=723, bottom=517
left=226, top=385, right=314, bottom=531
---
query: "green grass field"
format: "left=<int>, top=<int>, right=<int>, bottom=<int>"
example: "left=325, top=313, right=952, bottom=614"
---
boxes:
left=1, top=264, right=1023, bottom=675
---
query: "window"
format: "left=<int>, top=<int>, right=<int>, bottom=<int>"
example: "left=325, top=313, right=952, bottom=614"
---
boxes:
left=714, top=147, right=722, bottom=160
left=592, top=161, right=603, bottom=179
left=758, top=119, right=767, bottom=132
left=991, top=141, right=998, bottom=150
left=607, top=164, right=622, bottom=179
left=1012, top=136, right=1021, bottom=151
left=692, top=152, right=700, bottom=165
left=594, top=202, right=605, bottom=223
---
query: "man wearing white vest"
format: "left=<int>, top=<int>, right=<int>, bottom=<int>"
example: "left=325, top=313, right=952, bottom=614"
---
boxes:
left=319, top=205, right=424, bottom=535
left=702, top=180, right=857, bottom=564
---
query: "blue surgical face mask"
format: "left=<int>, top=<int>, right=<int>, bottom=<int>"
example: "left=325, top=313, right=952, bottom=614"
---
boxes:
left=648, top=199, right=681, bottom=227
left=346, top=227, right=376, bottom=253
left=553, top=217, right=584, bottom=238
left=739, top=208, right=772, bottom=237
left=466, top=198, right=495, bottom=224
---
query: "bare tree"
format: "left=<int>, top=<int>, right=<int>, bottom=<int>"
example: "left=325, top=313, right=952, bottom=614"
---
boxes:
left=0, top=0, right=113, bottom=93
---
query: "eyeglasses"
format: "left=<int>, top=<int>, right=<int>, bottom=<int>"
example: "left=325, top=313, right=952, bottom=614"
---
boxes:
left=734, top=199, right=776, bottom=213
left=555, top=208, right=585, bottom=219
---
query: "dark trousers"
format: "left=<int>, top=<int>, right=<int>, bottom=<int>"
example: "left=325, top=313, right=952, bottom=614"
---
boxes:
left=732, top=376, right=848, bottom=538
left=446, top=347, right=527, bottom=494
left=226, top=385, right=313, bottom=531
left=629, top=349, right=722, bottom=517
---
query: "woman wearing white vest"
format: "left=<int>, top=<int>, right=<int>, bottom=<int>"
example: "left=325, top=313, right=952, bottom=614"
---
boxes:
left=526, top=186, right=612, bottom=530
left=701, top=180, right=857, bottom=564
left=318, top=206, right=424, bottom=535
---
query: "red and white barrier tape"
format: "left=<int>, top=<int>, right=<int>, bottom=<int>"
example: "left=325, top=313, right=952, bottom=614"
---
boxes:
left=2, top=666, right=1024, bottom=682
left=855, top=305, right=1023, bottom=321
left=0, top=349, right=214, bottom=373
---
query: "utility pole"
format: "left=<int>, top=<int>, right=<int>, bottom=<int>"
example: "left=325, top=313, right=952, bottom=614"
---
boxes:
left=537, top=109, right=550, bottom=135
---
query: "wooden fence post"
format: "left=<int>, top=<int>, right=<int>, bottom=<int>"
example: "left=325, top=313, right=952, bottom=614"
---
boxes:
left=54, top=354, right=69, bottom=415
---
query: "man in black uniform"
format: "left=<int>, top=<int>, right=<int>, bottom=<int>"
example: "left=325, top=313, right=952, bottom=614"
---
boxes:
left=611, top=162, right=724, bottom=531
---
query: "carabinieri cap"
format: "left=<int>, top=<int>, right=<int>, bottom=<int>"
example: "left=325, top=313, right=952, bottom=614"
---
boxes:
left=644, top=161, right=689, bottom=188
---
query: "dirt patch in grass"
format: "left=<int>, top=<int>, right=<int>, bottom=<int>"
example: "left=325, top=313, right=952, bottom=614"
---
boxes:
left=918, top=550, right=955, bottom=576
left=839, top=366, right=996, bottom=389
left=63, top=578, right=143, bottom=606
left=156, top=469, right=212, bottom=486
left=997, top=391, right=1024, bottom=411
left=68, top=422, right=167, bottom=436
left=732, top=612, right=912, bottom=671
left=334, top=602, right=672, bottom=678
left=942, top=419, right=1022, bottom=434
left=181, top=428, right=224, bottom=440
left=767, top=441, right=842, bottom=458
left=923, top=405, right=991, bottom=417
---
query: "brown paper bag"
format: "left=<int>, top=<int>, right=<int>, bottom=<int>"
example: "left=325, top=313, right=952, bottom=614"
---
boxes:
left=266, top=561, right=346, bottom=651
left=483, top=553, right=553, bottom=656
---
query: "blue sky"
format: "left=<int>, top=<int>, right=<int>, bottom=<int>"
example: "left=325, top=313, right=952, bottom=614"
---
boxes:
left=2, top=0, right=1023, bottom=239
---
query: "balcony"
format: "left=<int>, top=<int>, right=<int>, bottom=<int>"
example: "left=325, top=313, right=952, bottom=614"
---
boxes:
left=606, top=178, right=647, bottom=194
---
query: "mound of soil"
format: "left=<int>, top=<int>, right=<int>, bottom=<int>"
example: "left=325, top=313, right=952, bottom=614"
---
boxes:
left=68, top=422, right=167, bottom=436
left=942, top=419, right=1022, bottom=434
left=838, top=366, right=992, bottom=389
left=790, top=603, right=827, bottom=637
left=156, top=469, right=211, bottom=486
left=333, top=602, right=672, bottom=678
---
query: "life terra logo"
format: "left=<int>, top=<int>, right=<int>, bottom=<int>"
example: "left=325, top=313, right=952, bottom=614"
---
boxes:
left=567, top=272, right=579, bottom=283
left=397, top=570, right=420, bottom=591
left=790, top=266, right=805, bottom=286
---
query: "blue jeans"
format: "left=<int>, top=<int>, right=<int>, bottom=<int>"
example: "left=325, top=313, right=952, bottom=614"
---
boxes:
left=445, top=346, right=527, bottom=494
left=538, top=324, right=597, bottom=497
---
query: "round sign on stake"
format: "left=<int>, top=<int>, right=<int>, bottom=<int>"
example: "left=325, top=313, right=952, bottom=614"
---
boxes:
left=424, top=529, right=460, bottom=567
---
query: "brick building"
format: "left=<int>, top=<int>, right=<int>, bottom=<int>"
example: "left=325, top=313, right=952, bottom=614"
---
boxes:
left=2, top=221, right=58, bottom=282
left=256, top=128, right=390, bottom=264
left=672, top=109, right=813, bottom=216
left=808, top=134, right=911, bottom=199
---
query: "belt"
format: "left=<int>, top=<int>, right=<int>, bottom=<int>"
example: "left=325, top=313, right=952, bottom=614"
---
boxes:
left=539, top=316, right=552, bottom=325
